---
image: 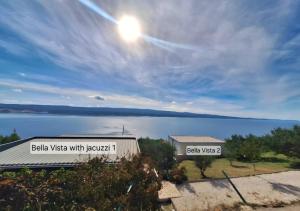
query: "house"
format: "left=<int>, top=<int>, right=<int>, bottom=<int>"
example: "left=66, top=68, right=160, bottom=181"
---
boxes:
left=0, top=135, right=140, bottom=169
left=168, top=135, right=225, bottom=159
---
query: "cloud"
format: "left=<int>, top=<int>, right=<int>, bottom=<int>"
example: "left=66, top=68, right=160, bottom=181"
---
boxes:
left=0, top=39, right=28, bottom=56
left=0, top=1, right=278, bottom=82
left=89, top=95, right=105, bottom=101
left=0, top=0, right=299, bottom=119
left=0, top=78, right=243, bottom=114
left=0, top=78, right=164, bottom=109
left=12, top=88, right=23, bottom=93
left=1, top=78, right=299, bottom=120
left=19, top=72, right=26, bottom=77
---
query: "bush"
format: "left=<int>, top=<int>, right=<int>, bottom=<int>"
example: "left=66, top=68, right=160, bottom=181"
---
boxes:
left=270, top=125, right=300, bottom=158
left=225, top=125, right=300, bottom=161
left=1, top=171, right=16, bottom=179
left=0, top=129, right=20, bottom=145
left=138, top=137, right=176, bottom=171
left=169, top=167, right=187, bottom=184
left=225, top=134, right=262, bottom=162
left=0, top=155, right=162, bottom=210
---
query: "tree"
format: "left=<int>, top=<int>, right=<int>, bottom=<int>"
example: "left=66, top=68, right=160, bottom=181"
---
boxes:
left=225, top=134, right=262, bottom=174
left=9, top=128, right=20, bottom=142
left=240, top=135, right=262, bottom=174
left=0, top=129, right=20, bottom=145
left=239, top=135, right=261, bottom=161
left=138, top=138, right=176, bottom=172
left=194, top=156, right=215, bottom=178
left=267, top=125, right=300, bottom=158
left=224, top=125, right=300, bottom=172
left=225, top=135, right=262, bottom=160
left=224, top=135, right=244, bottom=166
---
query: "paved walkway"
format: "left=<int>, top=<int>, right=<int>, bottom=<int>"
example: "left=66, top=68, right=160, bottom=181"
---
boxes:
left=158, top=181, right=181, bottom=201
left=171, top=171, right=300, bottom=211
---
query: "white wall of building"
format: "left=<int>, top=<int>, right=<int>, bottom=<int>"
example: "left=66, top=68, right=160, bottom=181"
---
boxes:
left=168, top=136, right=224, bottom=156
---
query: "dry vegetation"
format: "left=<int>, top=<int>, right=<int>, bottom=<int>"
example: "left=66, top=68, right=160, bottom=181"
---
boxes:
left=179, top=152, right=299, bottom=181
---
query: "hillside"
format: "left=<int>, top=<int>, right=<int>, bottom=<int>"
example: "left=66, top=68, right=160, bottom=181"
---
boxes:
left=0, top=103, right=247, bottom=119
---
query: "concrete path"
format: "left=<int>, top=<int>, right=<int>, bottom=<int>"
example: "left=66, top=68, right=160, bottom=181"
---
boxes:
left=171, top=171, right=300, bottom=211
left=158, top=181, right=181, bottom=202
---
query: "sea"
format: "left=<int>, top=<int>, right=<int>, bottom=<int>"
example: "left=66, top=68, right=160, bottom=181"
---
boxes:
left=0, top=113, right=298, bottom=140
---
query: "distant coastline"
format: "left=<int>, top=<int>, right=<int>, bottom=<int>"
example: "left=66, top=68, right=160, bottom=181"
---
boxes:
left=0, top=103, right=256, bottom=120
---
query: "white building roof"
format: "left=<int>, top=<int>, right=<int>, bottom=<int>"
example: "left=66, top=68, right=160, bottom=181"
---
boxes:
left=169, top=136, right=224, bottom=143
left=0, top=136, right=139, bottom=169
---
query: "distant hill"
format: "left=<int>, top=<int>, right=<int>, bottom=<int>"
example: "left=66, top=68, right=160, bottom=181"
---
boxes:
left=0, top=103, right=249, bottom=119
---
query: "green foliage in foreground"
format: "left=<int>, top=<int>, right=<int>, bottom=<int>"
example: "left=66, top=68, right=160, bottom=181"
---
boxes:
left=0, top=156, right=161, bottom=210
left=138, top=137, right=176, bottom=171
left=180, top=153, right=298, bottom=181
left=0, top=129, right=20, bottom=145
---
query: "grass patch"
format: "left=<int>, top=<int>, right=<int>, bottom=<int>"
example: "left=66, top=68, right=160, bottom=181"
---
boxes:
left=179, top=151, right=298, bottom=181
left=178, top=160, right=201, bottom=181
left=260, top=151, right=291, bottom=162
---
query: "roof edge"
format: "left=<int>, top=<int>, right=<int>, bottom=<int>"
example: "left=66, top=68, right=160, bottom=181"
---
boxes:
left=0, top=137, right=33, bottom=152
left=168, top=135, right=225, bottom=143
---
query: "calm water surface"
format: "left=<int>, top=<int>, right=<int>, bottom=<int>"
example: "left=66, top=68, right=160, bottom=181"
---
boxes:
left=0, top=114, right=298, bottom=140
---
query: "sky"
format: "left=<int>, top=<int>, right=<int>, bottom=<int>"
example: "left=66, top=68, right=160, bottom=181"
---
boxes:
left=0, top=0, right=300, bottom=120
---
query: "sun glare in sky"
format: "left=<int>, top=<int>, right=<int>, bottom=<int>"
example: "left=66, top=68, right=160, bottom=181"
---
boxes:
left=117, top=15, right=141, bottom=42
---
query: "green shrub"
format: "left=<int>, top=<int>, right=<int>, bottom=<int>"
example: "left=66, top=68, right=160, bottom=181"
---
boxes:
left=1, top=171, right=16, bottom=179
left=0, top=129, right=20, bottom=145
left=138, top=137, right=176, bottom=171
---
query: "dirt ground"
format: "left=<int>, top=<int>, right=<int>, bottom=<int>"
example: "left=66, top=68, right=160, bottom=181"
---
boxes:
left=171, top=171, right=300, bottom=211
left=256, top=203, right=300, bottom=211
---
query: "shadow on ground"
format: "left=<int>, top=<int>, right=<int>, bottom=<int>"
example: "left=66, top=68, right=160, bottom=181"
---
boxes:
left=231, top=164, right=249, bottom=169
left=290, top=162, right=300, bottom=169
left=270, top=182, right=300, bottom=196
left=209, top=179, right=231, bottom=189
left=259, top=157, right=289, bottom=163
left=180, top=183, right=197, bottom=195
left=257, top=175, right=300, bottom=196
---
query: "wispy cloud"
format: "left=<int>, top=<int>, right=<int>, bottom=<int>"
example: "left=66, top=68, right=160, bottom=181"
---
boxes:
left=0, top=0, right=299, bottom=119
left=0, top=39, right=28, bottom=56
left=0, top=78, right=299, bottom=120
left=12, top=88, right=23, bottom=93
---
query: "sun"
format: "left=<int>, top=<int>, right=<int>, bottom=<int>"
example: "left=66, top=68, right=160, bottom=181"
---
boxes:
left=117, top=15, right=141, bottom=42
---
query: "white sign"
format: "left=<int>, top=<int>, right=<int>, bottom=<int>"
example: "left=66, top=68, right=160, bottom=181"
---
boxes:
left=30, top=142, right=117, bottom=154
left=186, top=145, right=221, bottom=155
